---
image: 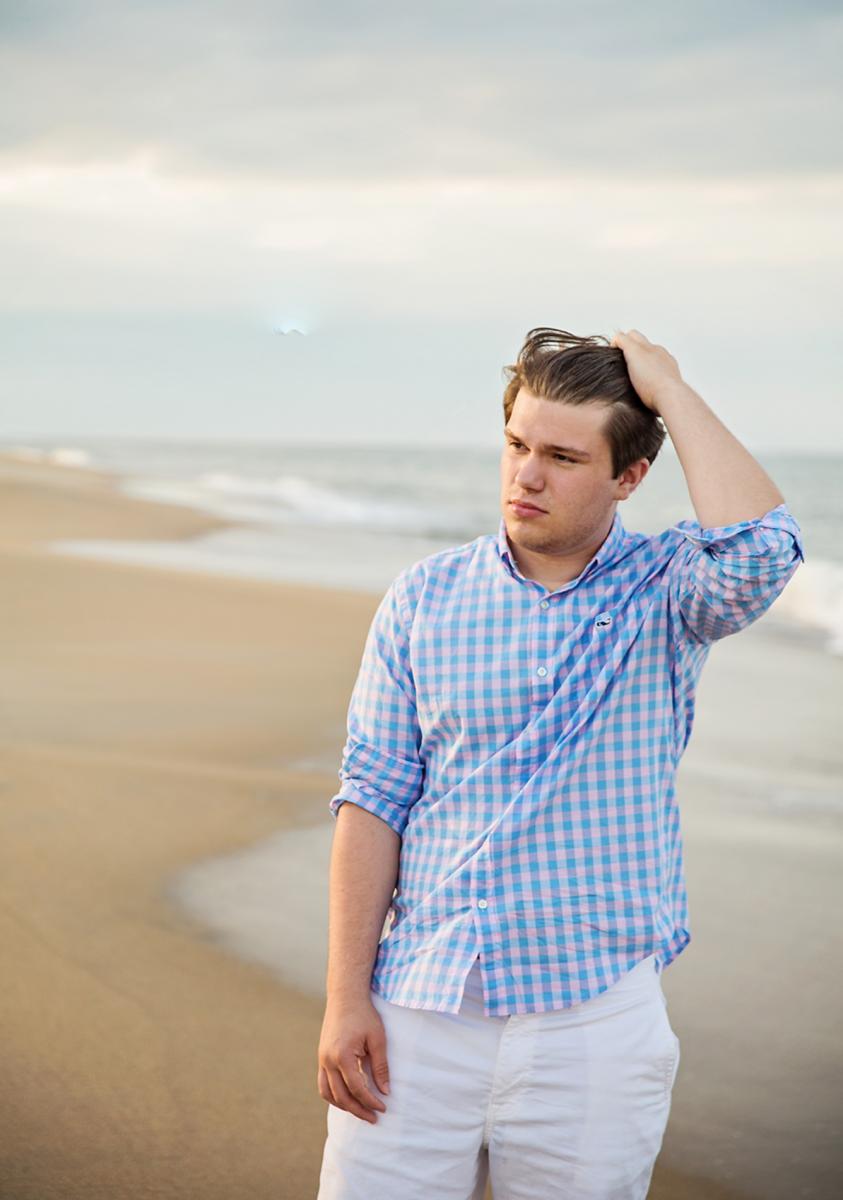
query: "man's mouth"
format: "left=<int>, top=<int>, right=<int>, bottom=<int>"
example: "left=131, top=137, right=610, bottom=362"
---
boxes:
left=510, top=499, right=547, bottom=514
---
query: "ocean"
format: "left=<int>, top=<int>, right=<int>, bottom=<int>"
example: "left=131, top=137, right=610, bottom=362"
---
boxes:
left=3, top=435, right=841, bottom=656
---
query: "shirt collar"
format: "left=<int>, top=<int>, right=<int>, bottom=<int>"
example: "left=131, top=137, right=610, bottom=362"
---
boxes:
left=496, top=507, right=628, bottom=586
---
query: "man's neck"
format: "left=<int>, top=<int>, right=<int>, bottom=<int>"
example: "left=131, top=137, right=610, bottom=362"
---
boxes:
left=507, top=513, right=616, bottom=591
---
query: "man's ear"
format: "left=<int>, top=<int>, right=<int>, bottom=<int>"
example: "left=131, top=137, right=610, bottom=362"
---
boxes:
left=618, top=458, right=650, bottom=499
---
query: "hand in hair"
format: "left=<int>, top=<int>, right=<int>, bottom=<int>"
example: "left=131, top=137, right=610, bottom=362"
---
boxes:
left=610, top=329, right=685, bottom=416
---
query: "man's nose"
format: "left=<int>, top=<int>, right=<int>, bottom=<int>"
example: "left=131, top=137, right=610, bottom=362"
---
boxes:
left=515, top=453, right=545, bottom=488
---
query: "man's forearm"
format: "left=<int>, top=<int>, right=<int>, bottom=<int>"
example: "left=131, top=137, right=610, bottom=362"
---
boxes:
left=654, top=380, right=785, bottom=528
left=325, top=800, right=401, bottom=1002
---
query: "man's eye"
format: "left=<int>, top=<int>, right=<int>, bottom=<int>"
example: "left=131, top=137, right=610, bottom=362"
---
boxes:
left=508, top=441, right=574, bottom=463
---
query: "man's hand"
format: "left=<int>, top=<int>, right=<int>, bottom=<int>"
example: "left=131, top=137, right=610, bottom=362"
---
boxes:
left=610, top=328, right=686, bottom=415
left=612, top=329, right=787, bottom=528
left=317, top=995, right=391, bottom=1124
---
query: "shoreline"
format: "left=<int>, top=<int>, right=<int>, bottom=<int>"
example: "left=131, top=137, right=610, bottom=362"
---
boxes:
left=2, top=444, right=835, bottom=655
left=1, top=450, right=840, bottom=1199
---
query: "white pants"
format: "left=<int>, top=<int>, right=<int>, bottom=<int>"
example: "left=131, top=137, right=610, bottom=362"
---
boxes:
left=318, top=953, right=680, bottom=1200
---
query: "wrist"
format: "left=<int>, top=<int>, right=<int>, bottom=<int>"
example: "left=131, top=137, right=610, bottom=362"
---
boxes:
left=326, top=968, right=376, bottom=1000
left=326, top=983, right=375, bottom=1007
left=652, top=378, right=702, bottom=418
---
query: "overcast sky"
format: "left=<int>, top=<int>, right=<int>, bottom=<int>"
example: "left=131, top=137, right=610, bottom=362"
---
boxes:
left=1, top=1, right=841, bottom=450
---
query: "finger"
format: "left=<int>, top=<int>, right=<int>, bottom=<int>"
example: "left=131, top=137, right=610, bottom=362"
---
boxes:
left=327, top=1066, right=379, bottom=1124
left=336, top=1051, right=389, bottom=1113
left=340, top=1054, right=387, bottom=1113
left=318, top=1065, right=334, bottom=1106
left=627, top=329, right=650, bottom=343
left=366, top=1027, right=391, bottom=1096
left=328, top=1065, right=377, bottom=1122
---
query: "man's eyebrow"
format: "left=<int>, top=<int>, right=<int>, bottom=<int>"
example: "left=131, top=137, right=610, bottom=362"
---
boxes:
left=504, top=427, right=592, bottom=460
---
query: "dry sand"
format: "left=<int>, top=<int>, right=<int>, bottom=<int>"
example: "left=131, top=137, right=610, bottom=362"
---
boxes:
left=0, top=451, right=840, bottom=1199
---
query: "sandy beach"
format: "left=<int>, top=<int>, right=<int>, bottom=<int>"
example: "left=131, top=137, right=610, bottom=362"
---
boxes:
left=1, top=451, right=841, bottom=1200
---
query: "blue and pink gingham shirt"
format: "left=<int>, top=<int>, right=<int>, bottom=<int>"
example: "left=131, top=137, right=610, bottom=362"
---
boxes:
left=329, top=501, right=805, bottom=1015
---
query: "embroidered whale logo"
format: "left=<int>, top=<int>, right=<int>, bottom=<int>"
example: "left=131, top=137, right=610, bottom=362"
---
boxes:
left=594, top=612, right=613, bottom=628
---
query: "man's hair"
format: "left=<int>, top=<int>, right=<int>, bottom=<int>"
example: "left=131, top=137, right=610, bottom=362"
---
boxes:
left=502, top=328, right=667, bottom=480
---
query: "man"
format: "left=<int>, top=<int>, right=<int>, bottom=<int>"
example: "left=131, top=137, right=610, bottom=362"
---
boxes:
left=316, top=327, right=804, bottom=1199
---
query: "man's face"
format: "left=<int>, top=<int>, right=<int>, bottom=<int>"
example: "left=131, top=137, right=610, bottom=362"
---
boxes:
left=499, top=386, right=645, bottom=557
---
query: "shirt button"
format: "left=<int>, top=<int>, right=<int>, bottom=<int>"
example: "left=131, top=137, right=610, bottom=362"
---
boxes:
left=539, top=599, right=549, bottom=610
left=537, top=666, right=547, bottom=677
left=477, top=898, right=488, bottom=909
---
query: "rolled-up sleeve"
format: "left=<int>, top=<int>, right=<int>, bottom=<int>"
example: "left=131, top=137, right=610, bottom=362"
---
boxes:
left=328, top=571, right=425, bottom=837
left=666, top=500, right=805, bottom=645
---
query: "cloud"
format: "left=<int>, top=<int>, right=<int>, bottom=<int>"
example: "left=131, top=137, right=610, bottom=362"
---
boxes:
left=1, top=3, right=841, bottom=449
left=0, top=1, right=840, bottom=180
left=1, top=158, right=840, bottom=340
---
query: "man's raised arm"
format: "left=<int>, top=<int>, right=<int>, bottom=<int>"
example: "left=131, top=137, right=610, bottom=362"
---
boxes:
left=612, top=329, right=805, bottom=645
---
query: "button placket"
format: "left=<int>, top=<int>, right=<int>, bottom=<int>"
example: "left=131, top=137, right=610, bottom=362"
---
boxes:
left=534, top=591, right=555, bottom=694
left=525, top=589, right=545, bottom=704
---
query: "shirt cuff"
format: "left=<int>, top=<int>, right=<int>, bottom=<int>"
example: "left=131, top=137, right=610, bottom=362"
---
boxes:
left=670, top=501, right=805, bottom=561
left=329, top=779, right=411, bottom=838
